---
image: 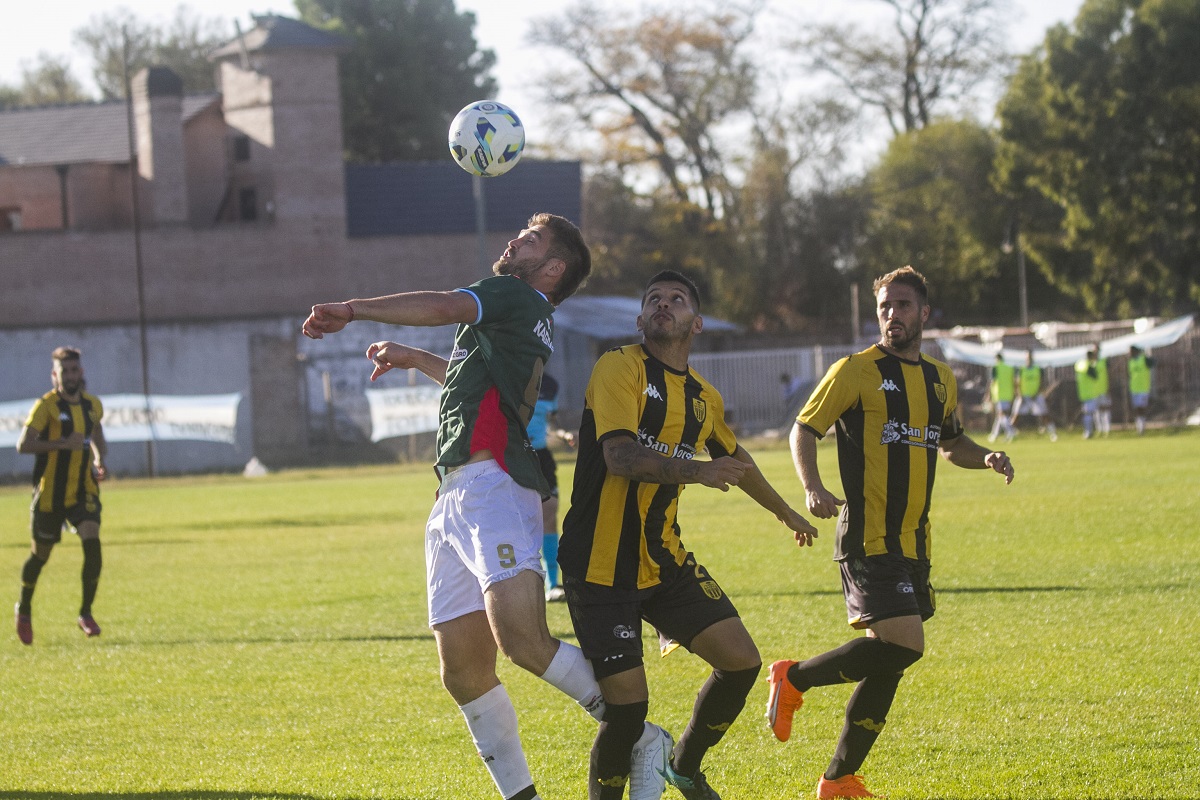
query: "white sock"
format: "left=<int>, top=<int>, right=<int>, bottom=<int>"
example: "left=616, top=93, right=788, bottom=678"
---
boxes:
left=540, top=640, right=606, bottom=721
left=459, top=685, right=535, bottom=798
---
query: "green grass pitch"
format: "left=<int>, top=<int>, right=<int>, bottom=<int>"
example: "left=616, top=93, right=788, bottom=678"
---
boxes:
left=2, top=428, right=1198, bottom=799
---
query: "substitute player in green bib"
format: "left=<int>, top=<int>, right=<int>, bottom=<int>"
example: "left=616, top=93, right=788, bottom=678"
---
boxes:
left=1011, top=349, right=1057, bottom=441
left=987, top=352, right=1017, bottom=442
left=303, top=214, right=607, bottom=800
left=768, top=266, right=1014, bottom=800
left=1127, top=345, right=1155, bottom=435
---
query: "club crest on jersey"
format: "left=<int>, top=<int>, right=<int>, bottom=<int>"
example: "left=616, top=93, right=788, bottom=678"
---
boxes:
left=934, top=382, right=947, bottom=403
left=692, top=397, right=706, bottom=423
left=700, top=580, right=723, bottom=600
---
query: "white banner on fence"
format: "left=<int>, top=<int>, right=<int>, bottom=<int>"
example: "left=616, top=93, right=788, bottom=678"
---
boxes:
left=936, top=314, right=1195, bottom=367
left=0, top=393, right=242, bottom=447
left=365, top=385, right=442, bottom=442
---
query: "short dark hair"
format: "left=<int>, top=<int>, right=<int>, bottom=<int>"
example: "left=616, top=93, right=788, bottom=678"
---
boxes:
left=52, top=346, right=81, bottom=363
left=529, top=213, right=591, bottom=305
left=873, top=265, right=929, bottom=304
left=644, top=270, right=701, bottom=312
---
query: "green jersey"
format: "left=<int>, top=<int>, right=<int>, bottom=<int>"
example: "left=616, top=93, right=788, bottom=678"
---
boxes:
left=1128, top=354, right=1154, bottom=394
left=1018, top=365, right=1043, bottom=398
left=1075, top=358, right=1103, bottom=401
left=437, top=275, right=555, bottom=496
left=990, top=362, right=1016, bottom=403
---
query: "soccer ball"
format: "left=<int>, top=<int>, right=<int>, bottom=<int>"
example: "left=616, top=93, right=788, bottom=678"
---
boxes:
left=448, top=100, right=525, bottom=177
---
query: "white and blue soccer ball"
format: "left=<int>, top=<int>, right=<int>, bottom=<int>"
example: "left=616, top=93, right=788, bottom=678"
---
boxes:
left=448, top=100, right=525, bottom=177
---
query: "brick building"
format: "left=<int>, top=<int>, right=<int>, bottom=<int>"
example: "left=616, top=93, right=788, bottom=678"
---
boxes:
left=0, top=15, right=583, bottom=475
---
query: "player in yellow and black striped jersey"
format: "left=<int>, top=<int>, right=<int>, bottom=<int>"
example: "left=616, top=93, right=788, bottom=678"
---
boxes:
left=766, top=267, right=1015, bottom=800
left=560, top=271, right=817, bottom=800
left=14, top=347, right=109, bottom=645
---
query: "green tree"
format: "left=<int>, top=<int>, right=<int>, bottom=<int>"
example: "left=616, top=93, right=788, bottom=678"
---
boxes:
left=857, top=119, right=1047, bottom=325
left=74, top=7, right=229, bottom=98
left=295, top=0, right=496, bottom=162
left=1, top=54, right=91, bottom=107
left=995, top=0, right=1200, bottom=317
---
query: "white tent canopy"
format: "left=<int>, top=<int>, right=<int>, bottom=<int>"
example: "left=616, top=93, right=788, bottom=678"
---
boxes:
left=935, top=315, right=1195, bottom=368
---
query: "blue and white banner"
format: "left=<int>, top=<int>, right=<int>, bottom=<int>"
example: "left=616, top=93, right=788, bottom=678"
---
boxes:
left=365, top=385, right=441, bottom=442
left=0, top=393, right=242, bottom=447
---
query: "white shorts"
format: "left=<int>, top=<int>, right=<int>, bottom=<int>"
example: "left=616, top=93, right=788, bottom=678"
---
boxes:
left=1014, top=395, right=1047, bottom=416
left=425, top=459, right=545, bottom=627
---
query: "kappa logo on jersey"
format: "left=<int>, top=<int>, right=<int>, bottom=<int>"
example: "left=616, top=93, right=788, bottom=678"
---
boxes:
left=878, top=379, right=900, bottom=392
left=643, top=383, right=664, bottom=401
left=449, top=347, right=469, bottom=362
left=533, top=318, right=554, bottom=350
left=59, top=412, right=72, bottom=423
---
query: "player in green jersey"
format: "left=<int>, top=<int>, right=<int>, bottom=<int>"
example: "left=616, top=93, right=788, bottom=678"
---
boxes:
left=304, top=214, right=608, bottom=800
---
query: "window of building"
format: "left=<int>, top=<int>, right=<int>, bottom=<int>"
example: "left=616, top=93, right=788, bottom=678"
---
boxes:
left=233, top=134, right=252, bottom=162
left=239, top=188, right=257, bottom=221
left=0, top=207, right=22, bottom=232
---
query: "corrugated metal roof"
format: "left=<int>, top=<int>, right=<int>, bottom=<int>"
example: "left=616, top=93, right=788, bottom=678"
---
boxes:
left=345, top=160, right=583, bottom=236
left=210, top=14, right=348, bottom=59
left=0, top=93, right=220, bottom=167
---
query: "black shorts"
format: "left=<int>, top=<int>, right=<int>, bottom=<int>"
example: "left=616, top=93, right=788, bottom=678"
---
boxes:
left=31, top=495, right=102, bottom=544
left=534, top=448, right=558, bottom=497
left=564, top=555, right=739, bottom=679
left=840, top=553, right=934, bottom=630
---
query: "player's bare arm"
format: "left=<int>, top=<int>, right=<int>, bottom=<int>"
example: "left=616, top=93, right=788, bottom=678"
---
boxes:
left=366, top=341, right=449, bottom=385
left=16, top=426, right=88, bottom=455
left=730, top=445, right=818, bottom=546
left=90, top=423, right=108, bottom=480
left=603, top=436, right=747, bottom=491
left=790, top=423, right=845, bottom=518
left=939, top=434, right=1015, bottom=484
left=303, top=291, right=479, bottom=339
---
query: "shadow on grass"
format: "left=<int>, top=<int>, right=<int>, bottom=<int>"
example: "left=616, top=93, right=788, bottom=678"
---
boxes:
left=744, top=584, right=1091, bottom=599
left=0, top=794, right=431, bottom=800
left=126, top=633, right=438, bottom=647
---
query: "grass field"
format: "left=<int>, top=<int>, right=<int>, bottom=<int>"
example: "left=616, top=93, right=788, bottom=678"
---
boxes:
left=2, top=428, right=1199, bottom=799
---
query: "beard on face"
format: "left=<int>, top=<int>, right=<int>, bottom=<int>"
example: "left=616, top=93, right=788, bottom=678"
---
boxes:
left=880, top=321, right=921, bottom=351
left=493, top=253, right=549, bottom=280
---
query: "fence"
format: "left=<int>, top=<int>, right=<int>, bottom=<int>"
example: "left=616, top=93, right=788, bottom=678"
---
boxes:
left=689, top=319, right=1198, bottom=437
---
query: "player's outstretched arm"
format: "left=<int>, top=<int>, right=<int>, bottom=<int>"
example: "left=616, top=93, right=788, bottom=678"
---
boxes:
left=366, top=341, right=448, bottom=385
left=730, top=445, right=818, bottom=547
left=939, top=434, right=1015, bottom=484
left=602, top=436, right=746, bottom=490
left=303, top=291, right=479, bottom=339
left=90, top=423, right=108, bottom=481
left=790, top=422, right=844, bottom=519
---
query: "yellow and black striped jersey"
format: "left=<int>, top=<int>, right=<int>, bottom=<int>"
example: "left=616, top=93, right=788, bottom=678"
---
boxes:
left=559, top=344, right=738, bottom=592
left=25, top=390, right=104, bottom=512
left=798, top=345, right=961, bottom=563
